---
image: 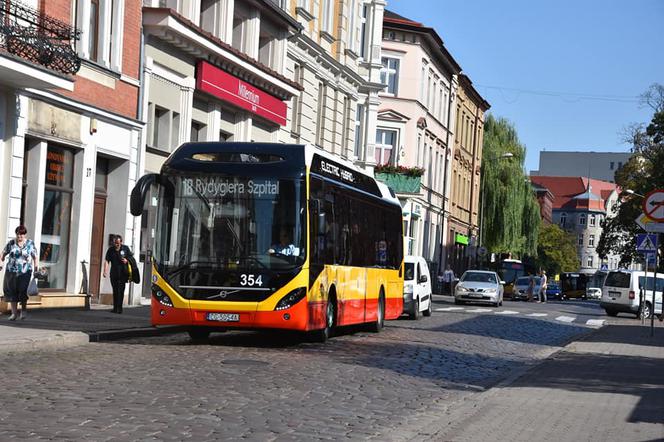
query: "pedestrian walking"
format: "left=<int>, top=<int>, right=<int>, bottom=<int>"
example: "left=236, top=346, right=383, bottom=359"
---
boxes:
left=103, top=235, right=134, bottom=313
left=539, top=270, right=548, bottom=303
left=1, top=225, right=39, bottom=320
left=443, top=265, right=455, bottom=295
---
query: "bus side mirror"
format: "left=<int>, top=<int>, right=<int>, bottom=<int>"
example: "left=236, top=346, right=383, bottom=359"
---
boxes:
left=130, top=173, right=160, bottom=216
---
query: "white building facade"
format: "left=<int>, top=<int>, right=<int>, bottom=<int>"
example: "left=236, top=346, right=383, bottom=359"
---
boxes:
left=1, top=0, right=144, bottom=310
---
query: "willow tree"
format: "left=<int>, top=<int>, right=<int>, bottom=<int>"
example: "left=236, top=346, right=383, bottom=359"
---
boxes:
left=481, top=115, right=540, bottom=257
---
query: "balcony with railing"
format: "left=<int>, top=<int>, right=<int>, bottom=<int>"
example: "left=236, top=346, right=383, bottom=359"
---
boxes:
left=0, top=0, right=81, bottom=90
left=374, top=164, right=424, bottom=194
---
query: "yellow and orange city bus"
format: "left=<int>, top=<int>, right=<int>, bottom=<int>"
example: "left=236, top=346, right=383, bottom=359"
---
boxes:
left=130, top=142, right=404, bottom=341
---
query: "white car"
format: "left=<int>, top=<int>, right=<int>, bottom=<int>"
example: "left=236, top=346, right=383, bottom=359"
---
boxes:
left=403, top=255, right=433, bottom=320
left=455, top=270, right=504, bottom=307
left=586, top=287, right=602, bottom=299
left=601, top=270, right=663, bottom=318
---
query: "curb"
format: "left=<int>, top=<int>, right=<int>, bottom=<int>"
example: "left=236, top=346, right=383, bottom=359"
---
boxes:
left=2, top=331, right=90, bottom=354
left=87, top=325, right=189, bottom=342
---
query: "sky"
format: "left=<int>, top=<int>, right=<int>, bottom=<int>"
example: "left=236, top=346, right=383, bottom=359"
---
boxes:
left=385, top=0, right=664, bottom=174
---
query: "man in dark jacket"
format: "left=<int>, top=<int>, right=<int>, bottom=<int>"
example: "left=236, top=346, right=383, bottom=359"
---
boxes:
left=102, top=235, right=133, bottom=313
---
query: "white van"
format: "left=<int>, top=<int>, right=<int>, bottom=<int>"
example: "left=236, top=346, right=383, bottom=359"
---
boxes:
left=403, top=256, right=433, bottom=320
left=600, top=270, right=663, bottom=318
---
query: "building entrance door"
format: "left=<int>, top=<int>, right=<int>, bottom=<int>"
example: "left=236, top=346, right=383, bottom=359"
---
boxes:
left=90, top=194, right=106, bottom=302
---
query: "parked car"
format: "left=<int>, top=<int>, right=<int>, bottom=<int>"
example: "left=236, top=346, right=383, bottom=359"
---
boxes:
left=585, top=287, right=602, bottom=299
left=454, top=270, right=504, bottom=307
left=403, top=255, right=433, bottom=320
left=546, top=283, right=563, bottom=300
left=512, top=276, right=542, bottom=301
left=601, top=270, right=664, bottom=318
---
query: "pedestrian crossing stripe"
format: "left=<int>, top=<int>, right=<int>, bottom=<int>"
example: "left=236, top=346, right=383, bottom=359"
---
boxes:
left=431, top=306, right=607, bottom=327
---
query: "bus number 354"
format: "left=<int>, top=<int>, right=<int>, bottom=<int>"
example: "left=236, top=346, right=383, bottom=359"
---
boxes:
left=240, top=274, right=263, bottom=287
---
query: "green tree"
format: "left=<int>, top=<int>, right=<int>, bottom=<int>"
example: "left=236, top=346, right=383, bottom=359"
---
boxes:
left=537, top=224, right=579, bottom=275
left=481, top=115, right=540, bottom=257
left=597, top=83, right=664, bottom=267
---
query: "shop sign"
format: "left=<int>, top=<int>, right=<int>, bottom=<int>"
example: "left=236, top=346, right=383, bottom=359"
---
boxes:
left=196, top=61, right=287, bottom=126
left=45, top=148, right=71, bottom=186
left=455, top=233, right=469, bottom=245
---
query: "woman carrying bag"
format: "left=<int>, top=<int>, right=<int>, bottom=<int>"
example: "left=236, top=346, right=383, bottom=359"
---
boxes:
left=1, top=225, right=39, bottom=320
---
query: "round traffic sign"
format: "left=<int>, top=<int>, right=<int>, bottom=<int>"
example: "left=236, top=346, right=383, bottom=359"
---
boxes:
left=477, top=246, right=488, bottom=257
left=643, top=189, right=664, bottom=222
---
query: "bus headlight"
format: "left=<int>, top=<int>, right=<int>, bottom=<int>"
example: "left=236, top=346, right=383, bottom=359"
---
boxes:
left=152, top=285, right=173, bottom=307
left=275, top=288, right=306, bottom=311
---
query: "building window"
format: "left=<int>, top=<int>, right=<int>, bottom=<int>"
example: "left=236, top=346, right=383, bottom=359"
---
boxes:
left=341, top=95, right=351, bottom=156
left=259, top=17, right=280, bottom=70
left=190, top=121, right=206, bottom=142
left=589, top=234, right=595, bottom=247
left=587, top=256, right=593, bottom=267
left=354, top=103, right=364, bottom=158
left=579, top=213, right=586, bottom=226
left=380, top=57, right=400, bottom=94
left=316, top=83, right=327, bottom=147
left=148, top=104, right=180, bottom=152
left=618, top=162, right=623, bottom=169
left=560, top=212, right=567, bottom=227
left=88, top=0, right=100, bottom=61
left=578, top=234, right=584, bottom=246
left=589, top=214, right=596, bottom=226
left=359, top=5, right=367, bottom=59
left=41, top=145, right=75, bottom=290
left=291, top=64, right=304, bottom=136
left=610, top=161, right=614, bottom=170
left=375, top=128, right=397, bottom=165
left=321, top=0, right=334, bottom=34
left=77, top=0, right=123, bottom=69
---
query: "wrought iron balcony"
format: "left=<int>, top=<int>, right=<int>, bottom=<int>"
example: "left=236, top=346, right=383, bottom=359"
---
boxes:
left=0, top=0, right=81, bottom=75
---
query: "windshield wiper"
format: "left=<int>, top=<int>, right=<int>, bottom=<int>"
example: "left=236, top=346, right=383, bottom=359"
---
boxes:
left=166, top=260, right=215, bottom=277
left=235, top=255, right=269, bottom=270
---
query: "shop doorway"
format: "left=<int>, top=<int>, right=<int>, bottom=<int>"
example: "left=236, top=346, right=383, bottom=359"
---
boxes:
left=90, top=195, right=106, bottom=301
left=90, top=157, right=109, bottom=302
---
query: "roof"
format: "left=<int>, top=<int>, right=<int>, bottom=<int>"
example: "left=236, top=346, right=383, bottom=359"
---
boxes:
left=529, top=176, right=618, bottom=212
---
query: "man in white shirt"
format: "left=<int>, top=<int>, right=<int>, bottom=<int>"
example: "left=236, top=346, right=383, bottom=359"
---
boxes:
left=539, top=270, right=548, bottom=303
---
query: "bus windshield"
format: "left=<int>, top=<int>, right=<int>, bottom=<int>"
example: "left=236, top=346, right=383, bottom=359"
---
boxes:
left=154, top=174, right=306, bottom=277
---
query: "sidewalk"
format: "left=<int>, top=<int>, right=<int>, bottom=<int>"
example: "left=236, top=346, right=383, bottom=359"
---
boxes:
left=431, top=321, right=664, bottom=441
left=0, top=304, right=184, bottom=353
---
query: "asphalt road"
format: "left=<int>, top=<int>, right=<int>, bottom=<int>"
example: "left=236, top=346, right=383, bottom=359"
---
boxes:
left=0, top=296, right=640, bottom=441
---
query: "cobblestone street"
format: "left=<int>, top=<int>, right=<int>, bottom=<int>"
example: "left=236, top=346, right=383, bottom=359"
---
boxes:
left=0, top=300, right=603, bottom=441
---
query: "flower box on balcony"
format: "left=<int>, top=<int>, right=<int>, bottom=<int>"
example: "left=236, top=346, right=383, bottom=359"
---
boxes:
left=375, top=172, right=422, bottom=193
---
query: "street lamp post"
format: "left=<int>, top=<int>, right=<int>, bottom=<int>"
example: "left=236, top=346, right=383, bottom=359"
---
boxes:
left=479, top=152, right=514, bottom=251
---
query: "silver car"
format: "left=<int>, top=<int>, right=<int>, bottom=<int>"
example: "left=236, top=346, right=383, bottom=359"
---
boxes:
left=454, top=270, right=504, bottom=307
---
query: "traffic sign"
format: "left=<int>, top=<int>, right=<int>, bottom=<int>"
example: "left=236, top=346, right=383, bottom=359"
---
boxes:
left=635, top=213, right=664, bottom=232
left=636, top=233, right=658, bottom=253
left=643, top=189, right=664, bottom=222
left=600, top=264, right=608, bottom=271
left=477, top=246, right=488, bottom=257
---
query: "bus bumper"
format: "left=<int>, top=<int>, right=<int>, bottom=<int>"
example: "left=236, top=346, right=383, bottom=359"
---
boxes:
left=152, top=296, right=311, bottom=331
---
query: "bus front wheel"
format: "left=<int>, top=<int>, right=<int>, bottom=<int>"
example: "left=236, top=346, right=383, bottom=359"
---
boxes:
left=368, top=293, right=385, bottom=333
left=312, top=297, right=336, bottom=343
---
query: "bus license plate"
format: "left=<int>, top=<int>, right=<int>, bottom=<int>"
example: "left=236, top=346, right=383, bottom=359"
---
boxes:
left=206, top=312, right=240, bottom=322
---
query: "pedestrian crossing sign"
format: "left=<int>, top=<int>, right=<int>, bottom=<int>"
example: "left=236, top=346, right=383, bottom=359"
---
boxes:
left=636, top=233, right=658, bottom=253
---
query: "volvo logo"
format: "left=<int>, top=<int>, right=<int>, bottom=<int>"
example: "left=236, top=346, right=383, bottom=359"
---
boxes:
left=207, top=289, right=239, bottom=300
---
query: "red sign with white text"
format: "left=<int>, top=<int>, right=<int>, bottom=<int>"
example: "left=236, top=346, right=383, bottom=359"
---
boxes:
left=196, top=61, right=287, bottom=126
